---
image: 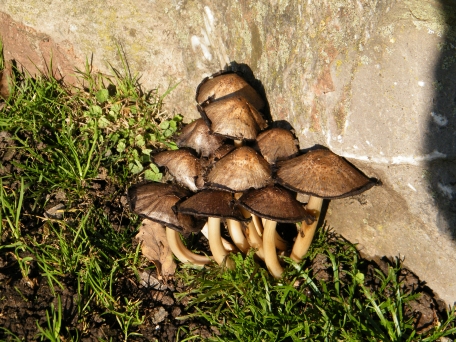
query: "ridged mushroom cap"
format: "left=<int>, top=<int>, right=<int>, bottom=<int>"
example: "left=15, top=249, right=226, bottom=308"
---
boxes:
left=256, top=128, right=299, bottom=164
left=127, top=182, right=203, bottom=236
left=238, top=185, right=315, bottom=224
left=153, top=149, right=204, bottom=192
left=176, top=118, right=224, bottom=158
left=177, top=189, right=249, bottom=222
left=275, top=149, right=377, bottom=199
left=198, top=96, right=267, bottom=141
left=196, top=72, right=265, bottom=111
left=205, top=146, right=272, bottom=192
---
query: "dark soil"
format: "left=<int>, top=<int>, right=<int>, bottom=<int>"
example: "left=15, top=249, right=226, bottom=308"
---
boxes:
left=0, top=250, right=214, bottom=341
left=0, top=240, right=451, bottom=340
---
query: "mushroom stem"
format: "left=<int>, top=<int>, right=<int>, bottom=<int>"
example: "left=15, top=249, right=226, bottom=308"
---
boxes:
left=290, top=196, right=324, bottom=262
left=226, top=219, right=250, bottom=253
left=263, top=219, right=284, bottom=278
left=201, top=223, right=239, bottom=252
left=233, top=139, right=243, bottom=148
left=237, top=206, right=264, bottom=260
left=244, top=219, right=265, bottom=260
left=253, top=213, right=287, bottom=251
left=166, top=228, right=212, bottom=266
left=208, top=217, right=235, bottom=269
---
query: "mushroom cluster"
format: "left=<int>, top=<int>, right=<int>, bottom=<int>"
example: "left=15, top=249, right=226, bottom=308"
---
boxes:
left=128, top=70, right=378, bottom=277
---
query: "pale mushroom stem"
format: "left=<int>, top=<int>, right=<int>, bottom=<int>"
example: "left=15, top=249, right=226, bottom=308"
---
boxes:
left=166, top=228, right=212, bottom=266
left=201, top=223, right=239, bottom=252
left=226, top=219, right=250, bottom=253
left=238, top=206, right=265, bottom=260
left=244, top=219, right=265, bottom=260
left=290, top=196, right=324, bottom=262
left=208, top=217, right=235, bottom=269
left=234, top=140, right=243, bottom=148
left=254, top=214, right=287, bottom=251
left=263, top=219, right=284, bottom=278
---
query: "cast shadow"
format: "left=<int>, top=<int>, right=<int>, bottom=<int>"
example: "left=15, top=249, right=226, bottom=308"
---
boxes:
left=425, top=2, right=456, bottom=239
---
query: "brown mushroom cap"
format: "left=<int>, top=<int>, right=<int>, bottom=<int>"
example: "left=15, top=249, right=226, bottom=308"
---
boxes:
left=205, top=146, right=272, bottom=192
left=127, top=182, right=202, bottom=235
left=198, top=96, right=267, bottom=141
left=275, top=149, right=377, bottom=199
left=196, top=72, right=265, bottom=111
left=238, top=185, right=315, bottom=224
left=176, top=118, right=225, bottom=158
left=256, top=128, right=299, bottom=164
left=177, top=189, right=249, bottom=222
left=154, top=149, right=204, bottom=192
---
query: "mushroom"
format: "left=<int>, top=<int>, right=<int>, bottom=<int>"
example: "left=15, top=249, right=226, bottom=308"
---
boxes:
left=275, top=148, right=378, bottom=261
left=253, top=127, right=300, bottom=248
left=177, top=189, right=250, bottom=267
left=205, top=146, right=272, bottom=259
left=127, top=182, right=210, bottom=266
left=153, top=149, right=204, bottom=192
left=176, top=118, right=225, bottom=158
left=196, top=71, right=265, bottom=111
left=198, top=96, right=267, bottom=146
left=205, top=146, right=272, bottom=192
left=256, top=127, right=299, bottom=164
left=238, top=185, right=315, bottom=278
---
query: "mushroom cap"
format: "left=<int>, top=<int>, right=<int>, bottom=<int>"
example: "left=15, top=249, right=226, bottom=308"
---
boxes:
left=238, top=185, right=315, bottom=224
left=256, top=128, right=299, bottom=164
left=196, top=72, right=265, bottom=111
left=198, top=96, right=268, bottom=141
left=127, top=182, right=203, bottom=235
left=205, top=146, right=272, bottom=192
left=275, top=149, right=377, bottom=199
left=207, top=143, right=235, bottom=164
left=176, top=118, right=225, bottom=158
left=177, top=189, right=249, bottom=222
left=153, top=149, right=204, bottom=192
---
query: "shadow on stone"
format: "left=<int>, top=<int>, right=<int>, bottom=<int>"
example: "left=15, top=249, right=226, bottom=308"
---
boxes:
left=426, top=2, right=456, bottom=239
left=224, top=61, right=272, bottom=123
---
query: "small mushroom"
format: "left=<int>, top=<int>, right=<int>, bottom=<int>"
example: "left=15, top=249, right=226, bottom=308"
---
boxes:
left=153, top=149, right=204, bottom=192
left=238, top=185, right=315, bottom=278
left=275, top=148, right=378, bottom=261
left=127, top=182, right=210, bottom=266
left=196, top=71, right=265, bottom=111
left=256, top=127, right=299, bottom=164
left=205, top=146, right=272, bottom=192
left=176, top=118, right=225, bottom=158
left=177, top=189, right=250, bottom=268
left=198, top=96, right=267, bottom=145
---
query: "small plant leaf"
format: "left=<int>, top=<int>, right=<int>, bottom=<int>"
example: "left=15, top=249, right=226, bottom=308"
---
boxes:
left=144, top=169, right=162, bottom=181
left=159, top=121, right=170, bottom=130
left=150, top=163, right=160, bottom=173
left=98, top=117, right=110, bottom=129
left=135, top=134, right=145, bottom=147
left=129, top=160, right=144, bottom=174
left=116, top=139, right=126, bottom=153
left=95, top=88, right=109, bottom=103
left=90, top=105, right=103, bottom=116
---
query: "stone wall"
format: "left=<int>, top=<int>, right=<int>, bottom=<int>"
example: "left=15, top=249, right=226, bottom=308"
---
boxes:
left=1, top=0, right=455, bottom=305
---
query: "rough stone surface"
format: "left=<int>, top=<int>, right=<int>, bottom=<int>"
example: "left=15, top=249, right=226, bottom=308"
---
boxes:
left=0, top=0, right=455, bottom=305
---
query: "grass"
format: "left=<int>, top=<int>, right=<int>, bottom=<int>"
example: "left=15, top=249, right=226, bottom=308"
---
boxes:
left=0, top=46, right=181, bottom=340
left=177, top=227, right=456, bottom=341
left=0, top=43, right=455, bottom=340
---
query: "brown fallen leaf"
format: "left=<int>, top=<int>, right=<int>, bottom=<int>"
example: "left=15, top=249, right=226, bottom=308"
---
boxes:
left=135, top=219, right=176, bottom=277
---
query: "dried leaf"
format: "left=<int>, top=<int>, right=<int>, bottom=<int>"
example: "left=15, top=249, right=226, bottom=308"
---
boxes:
left=135, top=219, right=176, bottom=277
